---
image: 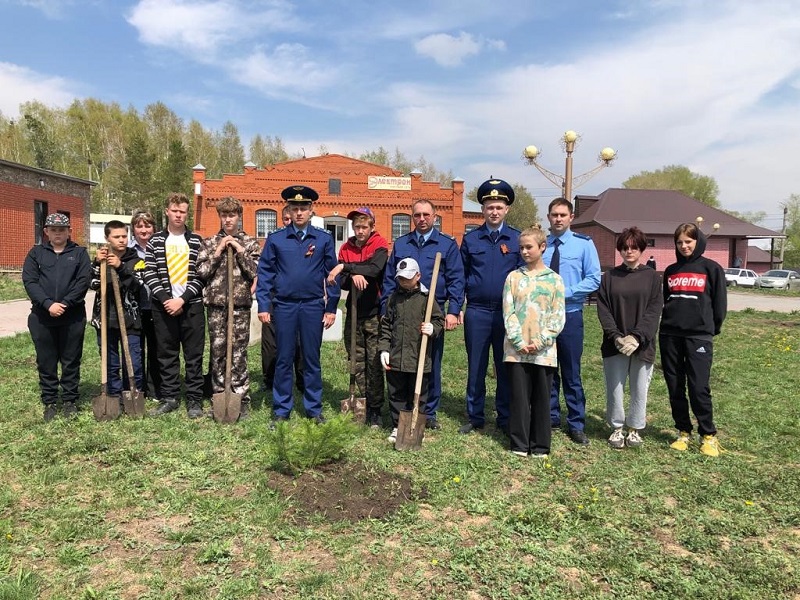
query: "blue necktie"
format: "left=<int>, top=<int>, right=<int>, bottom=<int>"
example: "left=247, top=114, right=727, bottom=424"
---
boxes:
left=490, top=230, right=499, bottom=243
left=298, top=229, right=305, bottom=241
left=551, top=238, right=561, bottom=274
left=418, top=234, right=425, bottom=246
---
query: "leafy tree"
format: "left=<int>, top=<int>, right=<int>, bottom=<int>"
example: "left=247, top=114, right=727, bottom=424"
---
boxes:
left=22, top=107, right=59, bottom=170
left=358, top=146, right=390, bottom=166
left=0, top=113, right=32, bottom=164
left=357, top=146, right=453, bottom=184
left=185, top=118, right=218, bottom=173
left=119, top=127, right=155, bottom=215
left=159, top=138, right=191, bottom=197
left=249, top=134, right=288, bottom=166
left=214, top=121, right=245, bottom=178
left=724, top=209, right=767, bottom=224
left=780, top=194, right=800, bottom=269
left=623, top=165, right=720, bottom=208
left=466, top=183, right=539, bottom=230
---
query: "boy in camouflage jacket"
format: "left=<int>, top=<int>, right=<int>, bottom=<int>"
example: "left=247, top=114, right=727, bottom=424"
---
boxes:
left=197, top=197, right=261, bottom=419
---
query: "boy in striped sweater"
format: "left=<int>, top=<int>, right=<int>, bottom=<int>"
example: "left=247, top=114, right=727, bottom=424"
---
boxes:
left=143, top=193, right=206, bottom=418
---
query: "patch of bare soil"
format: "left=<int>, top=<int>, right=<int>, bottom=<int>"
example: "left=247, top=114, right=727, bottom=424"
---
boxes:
left=265, top=461, right=426, bottom=523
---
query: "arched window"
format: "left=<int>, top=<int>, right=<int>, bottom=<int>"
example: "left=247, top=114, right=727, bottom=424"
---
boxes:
left=392, top=214, right=411, bottom=241
left=256, top=209, right=278, bottom=238
left=434, top=215, right=442, bottom=231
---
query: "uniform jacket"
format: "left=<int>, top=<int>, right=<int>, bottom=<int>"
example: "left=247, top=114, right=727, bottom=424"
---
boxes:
left=661, top=231, right=727, bottom=338
left=381, top=228, right=464, bottom=316
left=542, top=229, right=601, bottom=312
left=143, top=228, right=204, bottom=305
left=90, top=247, right=145, bottom=331
left=256, top=225, right=340, bottom=314
left=502, top=267, right=565, bottom=367
left=461, top=223, right=523, bottom=310
left=337, top=231, right=389, bottom=319
left=22, top=240, right=92, bottom=326
left=378, top=284, right=445, bottom=373
left=596, top=264, right=663, bottom=362
left=197, top=230, right=261, bottom=308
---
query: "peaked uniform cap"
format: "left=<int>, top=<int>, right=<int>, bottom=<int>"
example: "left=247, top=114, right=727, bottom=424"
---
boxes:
left=281, top=185, right=319, bottom=203
left=477, top=178, right=515, bottom=205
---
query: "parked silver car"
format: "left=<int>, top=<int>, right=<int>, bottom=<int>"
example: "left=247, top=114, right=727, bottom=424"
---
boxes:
left=755, top=270, right=800, bottom=290
left=724, top=268, right=759, bottom=287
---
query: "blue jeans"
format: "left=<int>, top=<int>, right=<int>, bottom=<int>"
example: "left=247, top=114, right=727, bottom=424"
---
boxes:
left=97, top=328, right=144, bottom=396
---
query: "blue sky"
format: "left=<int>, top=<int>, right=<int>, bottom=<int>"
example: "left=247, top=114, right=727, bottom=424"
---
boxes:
left=1, top=0, right=799, bottom=229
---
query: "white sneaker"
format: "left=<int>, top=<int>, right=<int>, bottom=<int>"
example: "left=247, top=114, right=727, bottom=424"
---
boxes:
left=626, top=429, right=643, bottom=448
left=511, top=450, right=528, bottom=457
left=608, top=427, right=625, bottom=449
left=387, top=428, right=398, bottom=443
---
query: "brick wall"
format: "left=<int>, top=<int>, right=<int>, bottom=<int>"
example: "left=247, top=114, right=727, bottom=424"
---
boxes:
left=0, top=164, right=91, bottom=269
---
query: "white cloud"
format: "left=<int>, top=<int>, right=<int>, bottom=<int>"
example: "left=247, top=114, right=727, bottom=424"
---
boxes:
left=414, top=32, right=504, bottom=67
left=0, top=62, right=77, bottom=117
left=126, top=0, right=299, bottom=58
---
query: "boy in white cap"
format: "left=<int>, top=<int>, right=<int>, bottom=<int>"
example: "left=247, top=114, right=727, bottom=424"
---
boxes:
left=378, top=258, right=445, bottom=442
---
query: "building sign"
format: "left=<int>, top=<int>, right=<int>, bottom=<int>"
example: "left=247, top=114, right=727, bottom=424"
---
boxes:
left=368, top=175, right=411, bottom=191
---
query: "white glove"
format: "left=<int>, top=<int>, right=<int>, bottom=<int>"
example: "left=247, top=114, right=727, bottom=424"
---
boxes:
left=380, top=351, right=391, bottom=370
left=614, top=337, right=625, bottom=352
left=421, top=322, right=433, bottom=337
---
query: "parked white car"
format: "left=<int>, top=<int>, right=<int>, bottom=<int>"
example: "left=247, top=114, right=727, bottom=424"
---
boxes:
left=724, top=268, right=759, bottom=287
left=755, top=270, right=800, bottom=290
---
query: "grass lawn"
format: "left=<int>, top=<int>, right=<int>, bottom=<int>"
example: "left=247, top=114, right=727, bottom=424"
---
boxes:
left=0, top=307, right=798, bottom=599
left=0, top=274, right=26, bottom=303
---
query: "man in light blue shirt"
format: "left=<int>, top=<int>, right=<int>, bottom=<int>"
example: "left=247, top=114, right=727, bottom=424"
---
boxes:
left=542, top=197, right=601, bottom=445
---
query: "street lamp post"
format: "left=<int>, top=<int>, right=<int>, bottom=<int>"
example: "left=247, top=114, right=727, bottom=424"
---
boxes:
left=523, top=131, right=617, bottom=201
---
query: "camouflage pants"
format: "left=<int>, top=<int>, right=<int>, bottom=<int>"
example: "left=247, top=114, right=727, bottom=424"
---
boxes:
left=343, top=313, right=384, bottom=410
left=207, top=306, right=251, bottom=397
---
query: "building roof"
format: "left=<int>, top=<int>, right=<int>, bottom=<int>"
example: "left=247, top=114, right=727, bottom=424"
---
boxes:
left=0, top=158, right=95, bottom=186
left=573, top=188, right=781, bottom=239
left=463, top=198, right=482, bottom=214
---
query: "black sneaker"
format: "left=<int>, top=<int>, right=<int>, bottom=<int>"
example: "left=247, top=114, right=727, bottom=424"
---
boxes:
left=62, top=402, right=77, bottom=419
left=458, top=422, right=483, bottom=434
left=149, top=398, right=179, bottom=417
left=187, top=402, right=204, bottom=419
left=425, top=418, right=441, bottom=430
left=367, top=411, right=381, bottom=429
left=269, top=415, right=288, bottom=430
left=568, top=429, right=590, bottom=446
left=43, top=404, right=58, bottom=422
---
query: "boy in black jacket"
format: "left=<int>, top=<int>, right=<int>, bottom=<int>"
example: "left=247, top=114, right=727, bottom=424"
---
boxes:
left=22, top=213, right=92, bottom=421
left=90, top=220, right=146, bottom=404
left=660, top=223, right=727, bottom=457
left=378, top=258, right=444, bottom=442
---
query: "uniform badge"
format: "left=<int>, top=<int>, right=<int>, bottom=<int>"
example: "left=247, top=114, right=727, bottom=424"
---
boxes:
left=305, top=245, right=315, bottom=257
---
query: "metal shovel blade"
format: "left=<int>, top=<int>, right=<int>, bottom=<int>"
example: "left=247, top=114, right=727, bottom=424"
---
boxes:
left=121, top=390, right=146, bottom=418
left=213, top=389, right=242, bottom=424
left=394, top=408, right=425, bottom=451
left=92, top=387, right=120, bottom=421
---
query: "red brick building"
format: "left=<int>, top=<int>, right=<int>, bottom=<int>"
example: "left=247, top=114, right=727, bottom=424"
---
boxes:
left=571, top=188, right=783, bottom=272
left=0, top=159, right=93, bottom=270
left=192, top=154, right=482, bottom=253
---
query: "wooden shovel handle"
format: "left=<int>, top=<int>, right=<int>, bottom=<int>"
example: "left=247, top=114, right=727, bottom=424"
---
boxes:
left=100, top=258, right=108, bottom=388
left=411, top=253, right=442, bottom=423
left=349, top=286, right=358, bottom=376
left=110, top=268, right=138, bottom=394
left=225, top=245, right=234, bottom=390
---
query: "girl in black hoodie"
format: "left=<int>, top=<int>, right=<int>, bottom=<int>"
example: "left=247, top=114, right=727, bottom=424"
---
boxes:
left=660, top=223, right=727, bottom=457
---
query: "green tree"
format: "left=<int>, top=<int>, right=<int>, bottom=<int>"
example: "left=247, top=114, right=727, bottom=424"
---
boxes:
left=623, top=165, right=720, bottom=208
left=357, top=146, right=453, bottom=184
left=21, top=104, right=60, bottom=170
left=249, top=134, right=288, bottom=166
left=119, top=127, right=155, bottom=215
left=781, top=194, right=800, bottom=269
left=724, top=209, right=767, bottom=224
left=215, top=121, right=244, bottom=178
left=466, top=183, right=539, bottom=230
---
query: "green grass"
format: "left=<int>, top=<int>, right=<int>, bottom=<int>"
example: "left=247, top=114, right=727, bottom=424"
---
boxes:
left=0, top=308, right=798, bottom=599
left=0, top=274, right=25, bottom=303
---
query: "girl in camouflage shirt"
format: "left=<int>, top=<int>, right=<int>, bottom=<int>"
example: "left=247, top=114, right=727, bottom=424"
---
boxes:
left=502, top=225, right=565, bottom=458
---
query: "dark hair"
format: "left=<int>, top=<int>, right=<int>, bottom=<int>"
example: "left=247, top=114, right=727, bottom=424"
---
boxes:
left=215, top=196, right=242, bottom=216
left=548, top=197, right=574, bottom=214
left=673, top=222, right=699, bottom=243
left=616, top=227, right=648, bottom=252
left=104, top=220, right=128, bottom=237
left=282, top=204, right=292, bottom=218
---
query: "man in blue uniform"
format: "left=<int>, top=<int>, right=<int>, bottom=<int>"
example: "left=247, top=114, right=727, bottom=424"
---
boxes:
left=256, top=185, right=340, bottom=424
left=543, top=197, right=601, bottom=445
left=381, top=199, right=465, bottom=430
left=459, top=178, right=523, bottom=435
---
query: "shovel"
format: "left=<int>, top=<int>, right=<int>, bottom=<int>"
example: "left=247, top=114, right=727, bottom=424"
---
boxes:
left=340, top=288, right=366, bottom=423
left=395, top=252, right=441, bottom=451
left=92, top=258, right=120, bottom=420
left=212, top=246, right=242, bottom=423
left=110, top=269, right=146, bottom=417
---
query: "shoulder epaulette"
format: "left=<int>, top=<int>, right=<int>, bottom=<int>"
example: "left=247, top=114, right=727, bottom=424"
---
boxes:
left=312, top=225, right=332, bottom=236
left=574, top=232, right=592, bottom=241
left=438, top=231, right=456, bottom=241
